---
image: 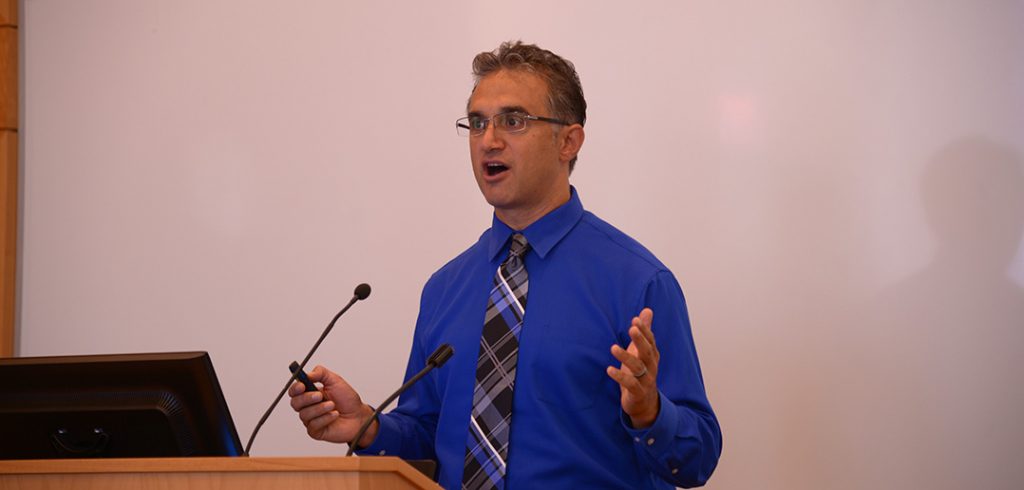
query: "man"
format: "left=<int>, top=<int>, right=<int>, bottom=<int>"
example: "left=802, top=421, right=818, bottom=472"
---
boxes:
left=290, top=41, right=721, bottom=489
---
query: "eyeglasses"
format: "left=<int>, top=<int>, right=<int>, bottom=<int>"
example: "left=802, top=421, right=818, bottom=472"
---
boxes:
left=455, top=111, right=571, bottom=137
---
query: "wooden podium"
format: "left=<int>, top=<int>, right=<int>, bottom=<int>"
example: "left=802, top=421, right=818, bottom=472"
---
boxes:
left=0, top=456, right=442, bottom=490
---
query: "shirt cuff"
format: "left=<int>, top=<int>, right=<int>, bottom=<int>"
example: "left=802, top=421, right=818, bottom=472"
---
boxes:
left=355, top=413, right=401, bottom=456
left=621, top=391, right=679, bottom=457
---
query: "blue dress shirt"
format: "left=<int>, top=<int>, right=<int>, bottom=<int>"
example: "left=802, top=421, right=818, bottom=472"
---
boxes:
left=361, top=187, right=721, bottom=489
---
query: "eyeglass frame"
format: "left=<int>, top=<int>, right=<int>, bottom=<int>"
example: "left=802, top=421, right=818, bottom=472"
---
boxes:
left=455, top=111, right=572, bottom=137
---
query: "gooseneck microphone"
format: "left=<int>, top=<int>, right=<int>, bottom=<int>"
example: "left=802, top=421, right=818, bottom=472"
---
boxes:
left=345, top=343, right=454, bottom=456
left=244, top=283, right=372, bottom=456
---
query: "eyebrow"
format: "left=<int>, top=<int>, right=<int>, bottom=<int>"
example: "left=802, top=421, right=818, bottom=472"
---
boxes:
left=467, top=105, right=531, bottom=118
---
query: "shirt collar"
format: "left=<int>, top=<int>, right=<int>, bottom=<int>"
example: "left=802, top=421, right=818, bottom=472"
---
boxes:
left=487, top=186, right=585, bottom=261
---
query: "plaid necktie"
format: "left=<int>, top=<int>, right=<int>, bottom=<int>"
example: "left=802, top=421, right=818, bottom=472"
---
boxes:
left=462, top=233, right=530, bottom=490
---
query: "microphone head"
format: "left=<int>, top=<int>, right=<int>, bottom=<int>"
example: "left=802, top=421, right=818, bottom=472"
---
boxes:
left=354, top=283, right=372, bottom=300
left=427, top=344, right=454, bottom=368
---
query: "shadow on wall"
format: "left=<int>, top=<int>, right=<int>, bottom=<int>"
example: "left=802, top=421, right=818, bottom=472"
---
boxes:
left=836, top=137, right=1024, bottom=490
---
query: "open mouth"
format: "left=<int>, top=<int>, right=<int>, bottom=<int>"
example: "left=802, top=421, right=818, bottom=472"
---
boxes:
left=486, top=163, right=509, bottom=176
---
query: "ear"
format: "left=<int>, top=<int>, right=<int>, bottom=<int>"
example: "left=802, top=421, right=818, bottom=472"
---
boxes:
left=559, top=124, right=586, bottom=165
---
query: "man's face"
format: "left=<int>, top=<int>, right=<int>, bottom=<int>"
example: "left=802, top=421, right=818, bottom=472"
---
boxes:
left=467, top=69, right=572, bottom=228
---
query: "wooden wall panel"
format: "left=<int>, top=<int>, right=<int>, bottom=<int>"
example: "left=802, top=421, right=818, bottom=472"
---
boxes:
left=0, top=0, right=13, bottom=26
left=0, top=130, right=14, bottom=357
left=0, top=1, right=15, bottom=130
left=0, top=0, right=16, bottom=357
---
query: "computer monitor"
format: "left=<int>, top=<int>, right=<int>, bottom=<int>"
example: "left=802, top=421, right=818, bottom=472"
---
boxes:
left=0, top=351, right=243, bottom=459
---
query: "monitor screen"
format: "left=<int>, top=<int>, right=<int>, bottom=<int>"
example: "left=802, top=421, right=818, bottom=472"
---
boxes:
left=0, top=351, right=243, bottom=459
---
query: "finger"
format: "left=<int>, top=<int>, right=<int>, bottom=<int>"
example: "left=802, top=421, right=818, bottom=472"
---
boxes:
left=610, top=344, right=648, bottom=380
left=308, top=365, right=329, bottom=383
left=605, top=365, right=647, bottom=396
left=634, top=310, right=659, bottom=359
left=630, top=326, right=660, bottom=373
left=629, top=326, right=654, bottom=365
left=634, top=309, right=656, bottom=350
left=290, top=389, right=324, bottom=412
left=305, top=410, right=340, bottom=438
left=315, top=366, right=355, bottom=395
left=639, top=307, right=654, bottom=327
left=288, top=380, right=308, bottom=397
left=297, top=399, right=336, bottom=425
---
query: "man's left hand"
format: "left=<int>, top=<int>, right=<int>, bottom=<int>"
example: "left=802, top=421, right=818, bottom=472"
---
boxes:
left=607, top=308, right=660, bottom=429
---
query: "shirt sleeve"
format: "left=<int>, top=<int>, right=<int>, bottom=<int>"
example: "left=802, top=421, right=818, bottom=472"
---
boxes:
left=619, top=270, right=722, bottom=487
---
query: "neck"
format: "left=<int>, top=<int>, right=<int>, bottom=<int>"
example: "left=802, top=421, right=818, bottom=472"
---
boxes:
left=495, top=188, right=571, bottom=230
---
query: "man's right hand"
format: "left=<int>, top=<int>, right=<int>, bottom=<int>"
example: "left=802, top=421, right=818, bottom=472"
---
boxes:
left=288, top=365, right=379, bottom=448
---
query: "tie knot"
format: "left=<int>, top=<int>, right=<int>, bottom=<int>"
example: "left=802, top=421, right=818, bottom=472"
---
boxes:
left=508, top=233, right=530, bottom=258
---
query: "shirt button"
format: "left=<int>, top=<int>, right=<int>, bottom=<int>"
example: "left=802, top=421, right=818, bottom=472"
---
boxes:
left=647, top=438, right=655, bottom=446
left=671, top=468, right=679, bottom=475
left=633, top=437, right=640, bottom=443
left=378, top=450, right=386, bottom=455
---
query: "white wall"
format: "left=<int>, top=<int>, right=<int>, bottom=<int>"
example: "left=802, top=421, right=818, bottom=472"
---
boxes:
left=18, top=1, right=1024, bottom=488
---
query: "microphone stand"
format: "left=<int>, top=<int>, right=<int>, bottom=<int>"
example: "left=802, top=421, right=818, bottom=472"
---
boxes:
left=243, top=283, right=371, bottom=456
left=346, top=344, right=454, bottom=456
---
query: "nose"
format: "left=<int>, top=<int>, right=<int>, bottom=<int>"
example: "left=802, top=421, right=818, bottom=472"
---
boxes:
left=478, top=122, right=506, bottom=152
